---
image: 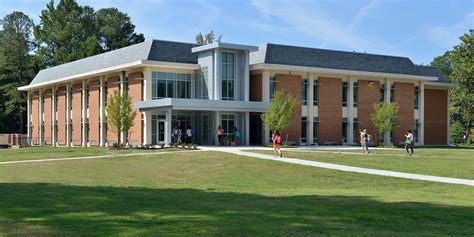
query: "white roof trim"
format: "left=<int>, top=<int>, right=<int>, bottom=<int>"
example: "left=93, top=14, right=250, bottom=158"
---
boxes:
left=251, top=63, right=438, bottom=81
left=18, top=60, right=200, bottom=91
left=192, top=42, right=258, bottom=53
left=135, top=98, right=270, bottom=112
left=424, top=81, right=455, bottom=88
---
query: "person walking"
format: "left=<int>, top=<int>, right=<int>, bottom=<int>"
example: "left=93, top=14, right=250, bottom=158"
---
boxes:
left=172, top=125, right=178, bottom=143
left=273, top=130, right=283, bottom=157
left=216, top=125, right=224, bottom=146
left=234, top=127, right=240, bottom=146
left=363, top=130, right=370, bottom=153
left=186, top=125, right=192, bottom=144
left=177, top=127, right=182, bottom=144
left=405, top=130, right=414, bottom=156
left=359, top=129, right=366, bottom=153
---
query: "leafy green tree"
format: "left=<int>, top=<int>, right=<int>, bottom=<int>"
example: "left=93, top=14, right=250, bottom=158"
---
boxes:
left=95, top=7, right=144, bottom=52
left=195, top=31, right=222, bottom=45
left=449, top=30, right=473, bottom=135
left=0, top=11, right=35, bottom=133
left=261, top=90, right=298, bottom=133
left=34, top=0, right=100, bottom=66
left=371, top=102, right=401, bottom=145
left=106, top=90, right=137, bottom=146
left=431, top=51, right=453, bottom=77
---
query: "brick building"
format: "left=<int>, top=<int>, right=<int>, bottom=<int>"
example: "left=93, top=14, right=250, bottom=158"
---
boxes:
left=19, top=40, right=451, bottom=146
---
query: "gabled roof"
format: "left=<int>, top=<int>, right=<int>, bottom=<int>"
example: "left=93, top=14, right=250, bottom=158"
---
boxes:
left=415, top=65, right=450, bottom=83
left=250, top=43, right=448, bottom=82
left=28, top=40, right=198, bottom=87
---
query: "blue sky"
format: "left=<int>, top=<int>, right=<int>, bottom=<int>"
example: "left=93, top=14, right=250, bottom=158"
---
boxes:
left=0, top=0, right=472, bottom=64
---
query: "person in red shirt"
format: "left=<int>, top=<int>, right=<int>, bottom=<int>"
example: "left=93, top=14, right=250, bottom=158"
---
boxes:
left=273, top=130, right=283, bottom=158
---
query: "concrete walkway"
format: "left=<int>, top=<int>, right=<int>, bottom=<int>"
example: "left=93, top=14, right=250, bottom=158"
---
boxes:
left=0, top=150, right=193, bottom=165
left=200, top=147, right=474, bottom=187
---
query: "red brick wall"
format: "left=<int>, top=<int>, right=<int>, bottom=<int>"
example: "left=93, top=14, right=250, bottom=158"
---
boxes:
left=319, top=77, right=342, bottom=145
left=31, top=91, right=39, bottom=145
left=88, top=80, right=100, bottom=146
left=393, top=82, right=414, bottom=145
left=128, top=72, right=143, bottom=145
left=275, top=74, right=301, bottom=143
left=107, top=76, right=120, bottom=144
left=71, top=83, right=82, bottom=146
left=358, top=80, right=380, bottom=143
left=56, top=86, right=67, bottom=145
left=250, top=74, right=262, bottom=101
left=424, top=89, right=448, bottom=145
left=43, top=89, right=52, bottom=145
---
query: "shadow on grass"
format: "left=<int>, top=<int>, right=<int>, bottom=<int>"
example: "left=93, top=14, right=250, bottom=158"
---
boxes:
left=0, top=183, right=472, bottom=236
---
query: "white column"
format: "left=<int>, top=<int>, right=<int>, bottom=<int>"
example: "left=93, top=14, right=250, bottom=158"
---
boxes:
left=27, top=91, right=31, bottom=141
left=384, top=78, right=392, bottom=145
left=419, top=82, right=425, bottom=146
left=82, top=80, right=87, bottom=146
left=244, top=52, right=250, bottom=101
left=39, top=89, right=44, bottom=146
left=165, top=109, right=172, bottom=145
left=99, top=77, right=105, bottom=147
left=66, top=84, right=71, bottom=147
left=214, top=49, right=221, bottom=100
left=120, top=72, right=127, bottom=144
left=262, top=70, right=270, bottom=102
left=348, top=76, right=354, bottom=144
left=308, top=74, right=314, bottom=145
left=52, top=86, right=57, bottom=147
left=144, top=112, right=152, bottom=144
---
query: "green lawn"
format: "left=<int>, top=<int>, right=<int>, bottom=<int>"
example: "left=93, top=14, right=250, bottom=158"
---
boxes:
left=0, top=146, right=182, bottom=162
left=247, top=148, right=474, bottom=179
left=0, top=149, right=473, bottom=236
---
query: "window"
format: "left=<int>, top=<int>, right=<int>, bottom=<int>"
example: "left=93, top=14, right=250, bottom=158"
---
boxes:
left=342, top=118, right=348, bottom=143
left=342, top=82, right=348, bottom=107
left=414, top=86, right=419, bottom=110
left=414, top=119, right=420, bottom=143
left=302, top=79, right=308, bottom=105
left=313, top=117, right=319, bottom=144
left=301, top=117, right=308, bottom=143
left=195, top=67, right=209, bottom=99
left=152, top=71, right=191, bottom=99
left=380, top=84, right=385, bottom=102
left=390, top=84, right=395, bottom=102
left=313, top=79, right=318, bottom=105
left=270, top=76, right=277, bottom=100
left=222, top=52, right=235, bottom=100
left=353, top=118, right=359, bottom=143
left=379, top=132, right=385, bottom=144
left=353, top=82, right=358, bottom=107
left=221, top=114, right=235, bottom=135
left=390, top=131, right=393, bottom=143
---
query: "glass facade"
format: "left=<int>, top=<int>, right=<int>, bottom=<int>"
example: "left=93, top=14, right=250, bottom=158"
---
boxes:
left=414, top=119, right=420, bottom=143
left=342, top=82, right=348, bottom=107
left=342, top=118, right=348, bottom=143
left=414, top=86, right=419, bottom=110
left=270, top=76, right=277, bottom=100
left=313, top=117, right=319, bottom=144
left=390, top=84, right=395, bottom=102
left=221, top=114, right=235, bottom=135
left=302, top=79, right=308, bottom=105
left=353, top=118, right=359, bottom=143
left=152, top=71, right=191, bottom=100
left=301, top=116, right=307, bottom=143
left=222, top=52, right=235, bottom=100
left=195, top=67, right=209, bottom=99
left=313, top=79, right=318, bottom=105
left=380, top=84, right=385, bottom=102
left=353, top=82, right=358, bottom=107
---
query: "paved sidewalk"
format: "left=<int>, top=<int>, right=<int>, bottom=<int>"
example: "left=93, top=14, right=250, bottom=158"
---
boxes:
left=221, top=149, right=474, bottom=187
left=0, top=150, right=194, bottom=165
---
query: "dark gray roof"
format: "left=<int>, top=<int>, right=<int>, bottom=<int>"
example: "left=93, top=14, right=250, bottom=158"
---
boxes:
left=250, top=43, right=449, bottom=81
left=29, top=40, right=197, bottom=86
left=415, top=65, right=450, bottom=83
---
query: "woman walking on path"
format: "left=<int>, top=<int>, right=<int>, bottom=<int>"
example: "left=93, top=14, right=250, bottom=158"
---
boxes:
left=359, top=129, right=366, bottom=153
left=216, top=125, right=224, bottom=146
left=363, top=130, right=370, bottom=153
left=405, top=130, right=414, bottom=156
left=273, top=130, right=283, bottom=157
left=234, top=127, right=240, bottom=146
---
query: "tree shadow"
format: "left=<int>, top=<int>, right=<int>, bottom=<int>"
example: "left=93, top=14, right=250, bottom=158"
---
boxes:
left=0, top=183, right=472, bottom=236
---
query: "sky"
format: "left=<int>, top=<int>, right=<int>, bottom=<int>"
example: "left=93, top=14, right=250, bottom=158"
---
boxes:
left=0, top=0, right=473, bottom=64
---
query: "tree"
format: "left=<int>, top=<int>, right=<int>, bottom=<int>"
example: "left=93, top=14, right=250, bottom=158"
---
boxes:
left=261, top=90, right=298, bottom=133
left=449, top=30, right=473, bottom=136
left=195, top=31, right=222, bottom=45
left=95, top=7, right=144, bottom=52
left=371, top=102, right=401, bottom=146
left=431, top=51, right=453, bottom=77
left=106, top=90, right=137, bottom=146
left=0, top=11, right=35, bottom=133
left=34, top=0, right=100, bottom=66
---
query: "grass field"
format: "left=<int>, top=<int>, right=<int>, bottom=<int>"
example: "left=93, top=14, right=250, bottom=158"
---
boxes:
left=247, top=148, right=474, bottom=179
left=0, top=148, right=473, bottom=236
left=0, top=146, right=182, bottom=162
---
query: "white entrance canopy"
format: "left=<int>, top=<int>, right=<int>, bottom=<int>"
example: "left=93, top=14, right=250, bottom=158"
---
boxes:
left=135, top=98, right=270, bottom=112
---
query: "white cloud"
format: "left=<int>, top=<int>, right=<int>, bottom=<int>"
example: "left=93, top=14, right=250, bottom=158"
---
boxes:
left=349, top=0, right=382, bottom=30
left=425, top=11, right=474, bottom=49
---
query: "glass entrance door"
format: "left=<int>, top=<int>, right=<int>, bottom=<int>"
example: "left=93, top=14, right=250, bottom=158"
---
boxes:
left=152, top=116, right=166, bottom=145
left=157, top=120, right=165, bottom=144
